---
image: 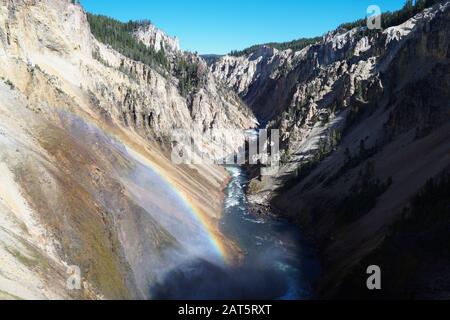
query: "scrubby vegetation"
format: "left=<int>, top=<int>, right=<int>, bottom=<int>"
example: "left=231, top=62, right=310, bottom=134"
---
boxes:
left=201, top=54, right=224, bottom=65
left=174, top=57, right=201, bottom=97
left=248, top=179, right=264, bottom=194
left=278, top=130, right=342, bottom=193
left=87, top=14, right=203, bottom=97
left=324, top=140, right=379, bottom=187
left=339, top=0, right=444, bottom=31
left=1, top=77, right=15, bottom=90
left=230, top=0, right=444, bottom=58
left=280, top=160, right=320, bottom=193
left=335, top=169, right=450, bottom=298
left=87, top=14, right=169, bottom=70
left=92, top=49, right=111, bottom=67
left=229, top=37, right=322, bottom=57
left=335, top=161, right=392, bottom=224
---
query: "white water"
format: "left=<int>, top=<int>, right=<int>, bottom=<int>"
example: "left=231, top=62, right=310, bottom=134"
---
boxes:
left=220, top=166, right=320, bottom=300
left=152, top=165, right=319, bottom=299
left=56, top=111, right=319, bottom=299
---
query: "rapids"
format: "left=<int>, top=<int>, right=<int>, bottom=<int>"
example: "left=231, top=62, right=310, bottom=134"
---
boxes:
left=152, top=166, right=320, bottom=300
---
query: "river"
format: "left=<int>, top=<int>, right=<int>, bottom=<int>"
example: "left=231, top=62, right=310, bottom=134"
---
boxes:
left=220, top=166, right=319, bottom=300
left=56, top=111, right=318, bottom=299
left=152, top=165, right=319, bottom=300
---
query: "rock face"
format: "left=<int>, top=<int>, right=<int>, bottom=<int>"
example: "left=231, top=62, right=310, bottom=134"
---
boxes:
left=0, top=0, right=255, bottom=300
left=212, top=2, right=450, bottom=298
left=133, top=23, right=180, bottom=54
left=211, top=46, right=297, bottom=122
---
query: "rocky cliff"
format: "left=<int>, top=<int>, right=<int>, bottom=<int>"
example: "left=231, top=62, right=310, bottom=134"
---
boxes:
left=0, top=0, right=255, bottom=300
left=134, top=23, right=180, bottom=54
left=212, top=1, right=450, bottom=298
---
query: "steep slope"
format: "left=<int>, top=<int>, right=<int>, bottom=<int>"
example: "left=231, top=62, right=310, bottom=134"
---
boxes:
left=0, top=0, right=255, bottom=299
left=212, top=1, right=450, bottom=298
left=133, top=22, right=181, bottom=54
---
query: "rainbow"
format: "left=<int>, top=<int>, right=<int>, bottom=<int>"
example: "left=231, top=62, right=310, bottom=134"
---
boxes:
left=56, top=110, right=231, bottom=264
left=124, top=145, right=230, bottom=264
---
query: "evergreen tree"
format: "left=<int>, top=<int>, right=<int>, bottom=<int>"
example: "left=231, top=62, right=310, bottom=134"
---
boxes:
left=87, top=14, right=168, bottom=70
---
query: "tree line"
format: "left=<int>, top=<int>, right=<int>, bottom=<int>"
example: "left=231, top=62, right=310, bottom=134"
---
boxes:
left=229, top=0, right=444, bottom=57
left=87, top=13, right=203, bottom=97
left=229, top=37, right=322, bottom=57
left=87, top=13, right=169, bottom=70
left=339, top=0, right=444, bottom=31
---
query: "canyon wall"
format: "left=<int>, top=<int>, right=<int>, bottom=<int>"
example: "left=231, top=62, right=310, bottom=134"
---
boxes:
left=212, top=1, right=450, bottom=298
left=0, top=0, right=254, bottom=299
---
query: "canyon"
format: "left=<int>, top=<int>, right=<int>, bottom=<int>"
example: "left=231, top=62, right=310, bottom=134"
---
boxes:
left=211, top=0, right=450, bottom=298
left=0, top=0, right=449, bottom=300
left=0, top=0, right=254, bottom=299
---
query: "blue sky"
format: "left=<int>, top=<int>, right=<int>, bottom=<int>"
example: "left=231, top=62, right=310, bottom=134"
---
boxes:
left=80, top=0, right=407, bottom=54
